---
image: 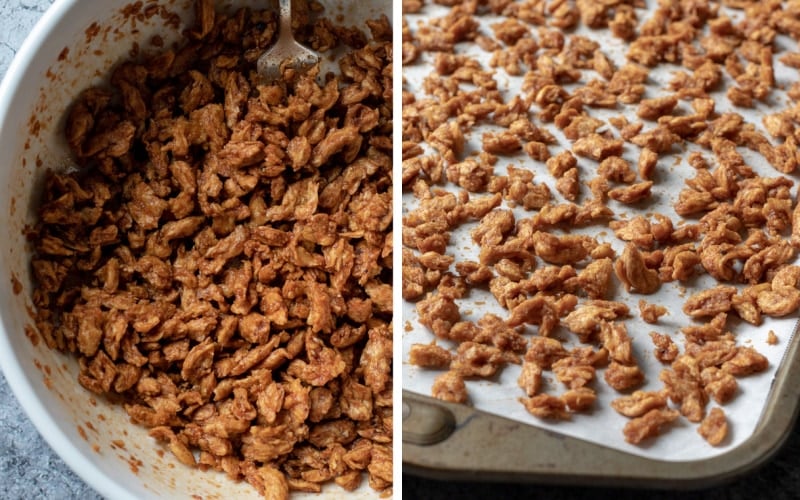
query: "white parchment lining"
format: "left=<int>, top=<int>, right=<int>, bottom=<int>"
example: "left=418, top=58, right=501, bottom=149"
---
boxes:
left=402, top=1, right=800, bottom=462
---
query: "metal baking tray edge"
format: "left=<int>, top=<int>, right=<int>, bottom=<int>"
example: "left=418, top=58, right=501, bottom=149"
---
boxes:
left=402, top=319, right=800, bottom=490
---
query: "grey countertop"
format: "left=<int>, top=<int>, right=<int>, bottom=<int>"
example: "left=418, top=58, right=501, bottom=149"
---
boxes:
left=3, top=2, right=800, bottom=500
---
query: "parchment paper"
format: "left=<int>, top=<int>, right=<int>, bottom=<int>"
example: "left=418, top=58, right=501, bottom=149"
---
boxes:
left=402, top=1, right=800, bottom=461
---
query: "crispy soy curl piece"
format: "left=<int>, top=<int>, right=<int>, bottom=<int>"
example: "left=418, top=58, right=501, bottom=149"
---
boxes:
left=409, top=343, right=452, bottom=368
left=615, top=243, right=660, bottom=294
left=683, top=286, right=737, bottom=318
left=650, top=332, right=679, bottom=364
left=521, top=394, right=571, bottom=420
left=623, top=408, right=680, bottom=444
left=698, top=407, right=728, bottom=446
left=611, top=390, right=668, bottom=418
left=432, top=371, right=469, bottom=404
left=572, top=133, right=624, bottom=161
left=531, top=232, right=596, bottom=265
left=563, top=300, right=630, bottom=342
left=639, top=300, right=668, bottom=324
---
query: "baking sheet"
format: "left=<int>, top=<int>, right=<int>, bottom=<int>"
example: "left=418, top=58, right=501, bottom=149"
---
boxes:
left=402, top=1, right=800, bottom=462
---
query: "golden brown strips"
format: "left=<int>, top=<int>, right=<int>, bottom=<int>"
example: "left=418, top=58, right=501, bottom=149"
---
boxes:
left=639, top=300, right=668, bottom=324
left=572, top=133, right=625, bottom=161
left=623, top=408, right=680, bottom=444
left=521, top=394, right=571, bottom=420
left=611, top=391, right=668, bottom=418
left=698, top=407, right=728, bottom=446
left=608, top=181, right=653, bottom=205
left=409, top=343, right=452, bottom=368
left=614, top=243, right=661, bottom=294
left=650, top=332, right=679, bottom=364
left=563, top=300, right=630, bottom=342
left=532, top=232, right=595, bottom=265
left=432, top=371, right=469, bottom=404
left=682, top=286, right=737, bottom=318
left=604, top=361, right=645, bottom=392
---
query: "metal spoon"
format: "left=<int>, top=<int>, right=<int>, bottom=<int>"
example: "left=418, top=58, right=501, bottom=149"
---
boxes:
left=257, top=0, right=320, bottom=82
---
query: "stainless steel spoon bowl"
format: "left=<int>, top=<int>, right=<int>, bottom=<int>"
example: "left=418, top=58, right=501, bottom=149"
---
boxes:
left=257, top=0, right=320, bottom=82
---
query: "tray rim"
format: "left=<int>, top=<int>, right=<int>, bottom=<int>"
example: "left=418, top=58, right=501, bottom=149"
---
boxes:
left=402, top=316, right=800, bottom=489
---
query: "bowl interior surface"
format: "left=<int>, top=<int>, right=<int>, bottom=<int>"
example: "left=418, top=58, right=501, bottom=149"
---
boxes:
left=0, top=0, right=390, bottom=498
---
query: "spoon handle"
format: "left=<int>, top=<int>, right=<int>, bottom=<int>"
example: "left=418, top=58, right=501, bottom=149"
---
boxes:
left=278, top=0, right=292, bottom=41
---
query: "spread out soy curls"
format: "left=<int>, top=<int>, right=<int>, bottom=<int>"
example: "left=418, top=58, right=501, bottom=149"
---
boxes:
left=403, top=0, right=800, bottom=451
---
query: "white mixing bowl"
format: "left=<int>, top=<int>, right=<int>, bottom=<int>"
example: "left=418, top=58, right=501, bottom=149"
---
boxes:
left=0, top=0, right=391, bottom=498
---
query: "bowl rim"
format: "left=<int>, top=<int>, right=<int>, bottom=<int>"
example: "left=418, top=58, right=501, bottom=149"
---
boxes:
left=0, top=1, right=138, bottom=498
